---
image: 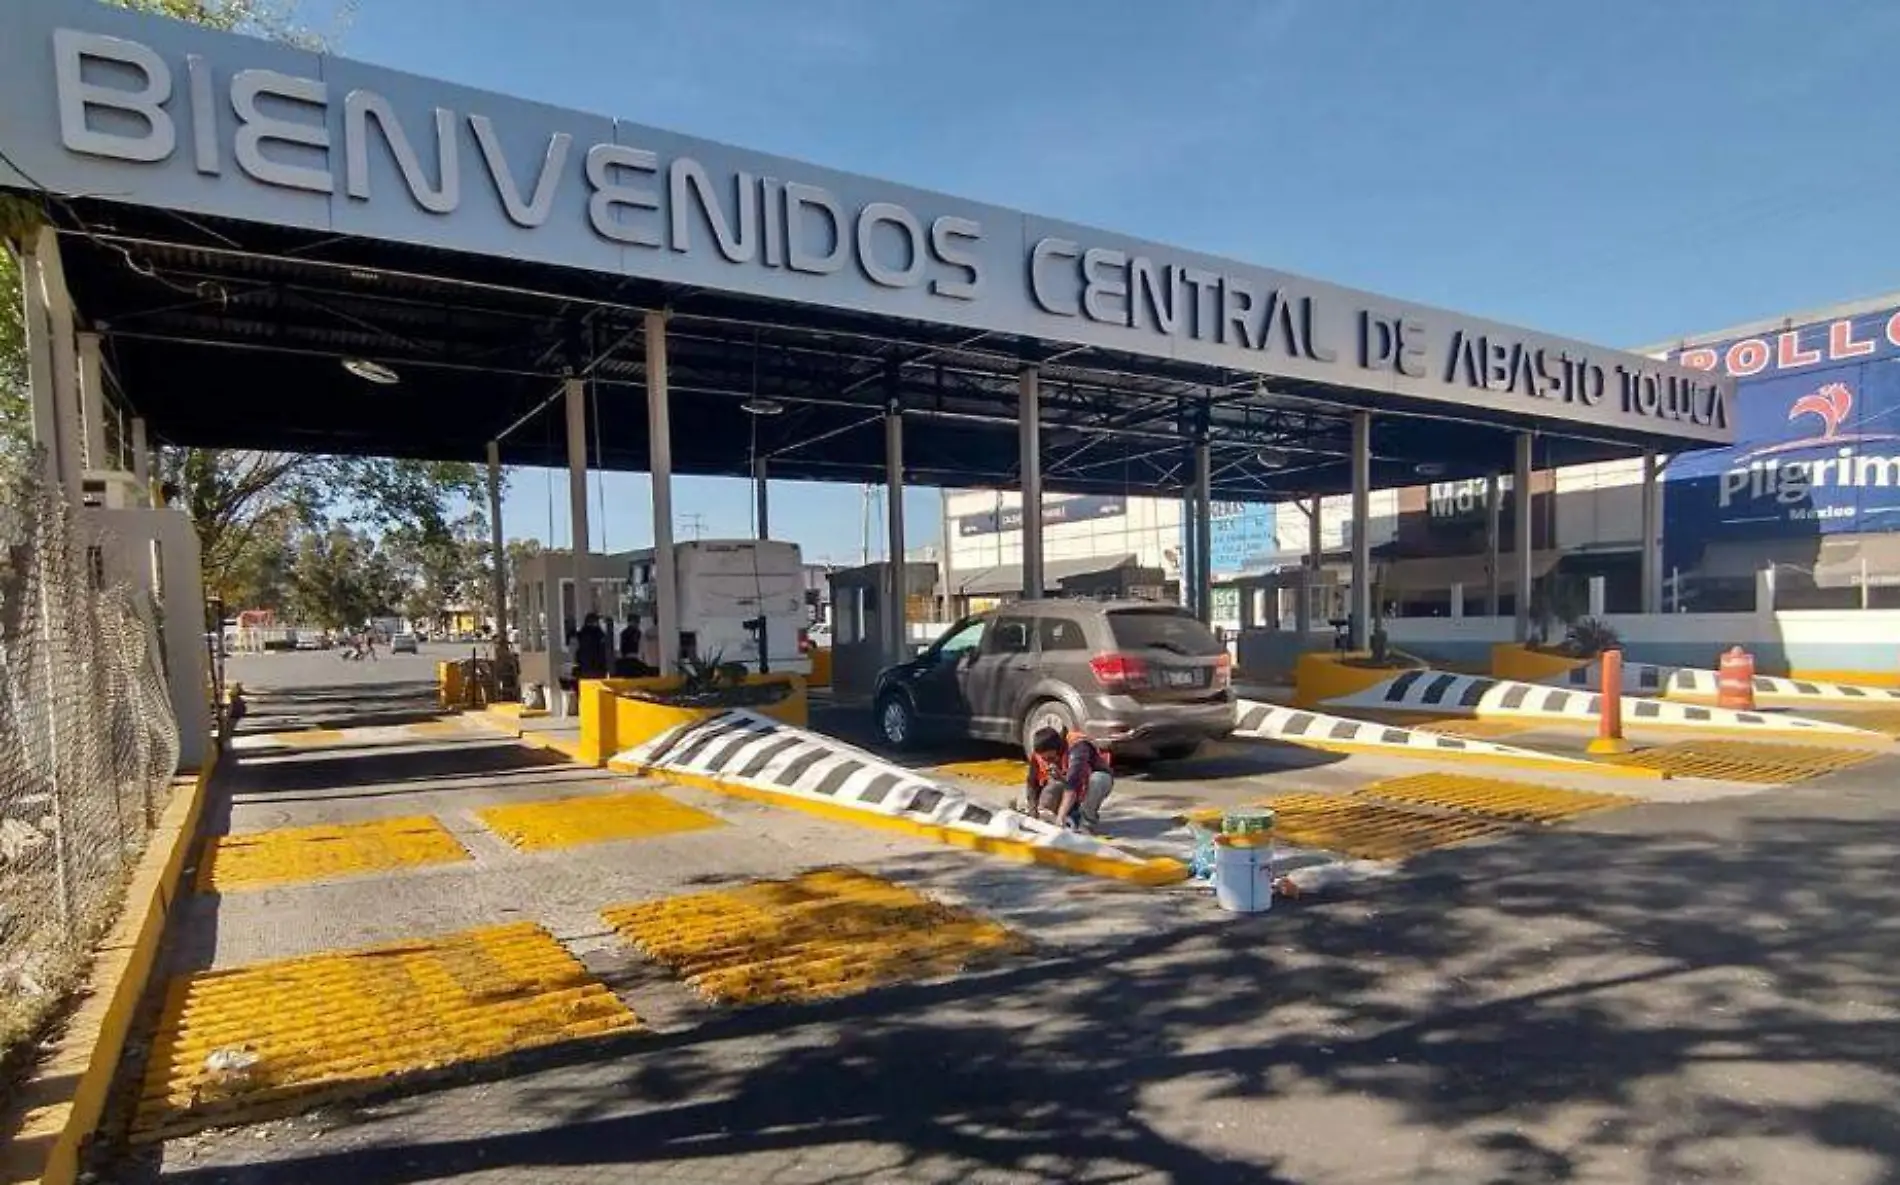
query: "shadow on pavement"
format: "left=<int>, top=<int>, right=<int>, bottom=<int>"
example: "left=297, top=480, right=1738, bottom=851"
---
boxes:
left=140, top=774, right=1900, bottom=1184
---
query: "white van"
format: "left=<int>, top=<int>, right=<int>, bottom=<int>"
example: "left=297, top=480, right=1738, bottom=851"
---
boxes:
left=626, top=540, right=811, bottom=674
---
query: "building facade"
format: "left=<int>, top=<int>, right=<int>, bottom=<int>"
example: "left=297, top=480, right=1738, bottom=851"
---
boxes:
left=935, top=294, right=1900, bottom=633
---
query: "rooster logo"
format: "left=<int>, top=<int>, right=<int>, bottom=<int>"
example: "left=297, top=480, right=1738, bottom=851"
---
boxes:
left=1738, top=378, right=1898, bottom=462
left=1788, top=382, right=1853, bottom=439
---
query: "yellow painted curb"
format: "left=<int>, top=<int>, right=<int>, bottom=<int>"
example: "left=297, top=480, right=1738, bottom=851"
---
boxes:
left=1293, top=652, right=1407, bottom=709
left=608, top=760, right=1188, bottom=887
left=0, top=751, right=219, bottom=1185
left=1490, top=643, right=1588, bottom=683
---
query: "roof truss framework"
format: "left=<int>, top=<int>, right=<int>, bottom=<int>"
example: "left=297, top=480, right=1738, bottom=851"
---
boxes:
left=61, top=203, right=1667, bottom=502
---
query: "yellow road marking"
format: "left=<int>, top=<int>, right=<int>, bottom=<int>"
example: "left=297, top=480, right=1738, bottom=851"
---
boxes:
left=478, top=791, right=725, bottom=851
left=1800, top=709, right=1900, bottom=738
left=133, top=922, right=637, bottom=1141
left=602, top=868, right=1026, bottom=1006
left=1611, top=741, right=1882, bottom=784
left=1260, top=793, right=1515, bottom=861
left=1411, top=718, right=1530, bottom=740
left=196, top=816, right=468, bottom=892
left=404, top=719, right=467, bottom=738
left=929, top=758, right=1027, bottom=786
left=1357, top=772, right=1633, bottom=823
left=266, top=728, right=346, bottom=748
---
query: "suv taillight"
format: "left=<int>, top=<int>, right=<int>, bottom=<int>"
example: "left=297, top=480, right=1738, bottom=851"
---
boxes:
left=1214, top=652, right=1232, bottom=688
left=1090, top=652, right=1151, bottom=692
left=798, top=628, right=812, bottom=655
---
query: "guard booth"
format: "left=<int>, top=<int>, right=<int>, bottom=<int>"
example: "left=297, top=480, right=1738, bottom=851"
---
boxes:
left=1232, top=564, right=1349, bottom=681
left=827, top=561, right=939, bottom=701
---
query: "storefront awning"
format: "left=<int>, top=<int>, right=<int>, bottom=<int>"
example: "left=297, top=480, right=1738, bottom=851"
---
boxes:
left=1698, top=536, right=1900, bottom=587
left=952, top=555, right=1139, bottom=597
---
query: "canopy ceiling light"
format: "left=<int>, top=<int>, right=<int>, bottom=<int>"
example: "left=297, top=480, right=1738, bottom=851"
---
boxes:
left=740, top=397, right=785, bottom=416
left=1413, top=461, right=1447, bottom=478
left=341, top=357, right=400, bottom=385
left=1255, top=448, right=1290, bottom=469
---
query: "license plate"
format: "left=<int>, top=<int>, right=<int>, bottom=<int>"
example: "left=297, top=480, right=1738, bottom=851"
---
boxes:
left=1162, top=668, right=1200, bottom=688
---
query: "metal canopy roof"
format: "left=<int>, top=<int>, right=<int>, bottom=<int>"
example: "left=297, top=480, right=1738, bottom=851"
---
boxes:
left=56, top=202, right=1681, bottom=503
left=4, top=0, right=1732, bottom=505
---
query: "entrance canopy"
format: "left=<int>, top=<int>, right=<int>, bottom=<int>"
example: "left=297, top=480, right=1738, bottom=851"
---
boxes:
left=1, top=0, right=1734, bottom=501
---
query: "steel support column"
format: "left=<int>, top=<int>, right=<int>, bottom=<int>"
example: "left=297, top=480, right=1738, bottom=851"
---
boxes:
left=131, top=416, right=150, bottom=499
left=753, top=455, right=769, bottom=540
left=647, top=310, right=680, bottom=673
left=1018, top=367, right=1043, bottom=600
left=1486, top=473, right=1503, bottom=618
left=885, top=403, right=906, bottom=665
left=1514, top=432, right=1535, bottom=643
left=1640, top=449, right=1661, bottom=614
left=564, top=371, right=590, bottom=629
left=1296, top=494, right=1321, bottom=634
left=1192, top=435, right=1213, bottom=625
left=20, top=242, right=58, bottom=486
left=77, top=331, right=106, bottom=473
left=1350, top=412, right=1372, bottom=650
left=486, top=441, right=510, bottom=666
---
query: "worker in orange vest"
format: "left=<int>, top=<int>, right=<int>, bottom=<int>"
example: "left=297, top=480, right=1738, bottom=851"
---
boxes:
left=1025, top=727, right=1115, bottom=834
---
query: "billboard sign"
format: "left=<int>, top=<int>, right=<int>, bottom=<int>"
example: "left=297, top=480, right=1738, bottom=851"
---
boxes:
left=956, top=495, right=1125, bottom=538
left=1666, top=306, right=1900, bottom=568
left=1206, top=503, right=1281, bottom=576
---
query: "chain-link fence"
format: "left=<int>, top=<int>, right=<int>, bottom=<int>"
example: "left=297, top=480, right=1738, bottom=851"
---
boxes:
left=0, top=460, right=180, bottom=1061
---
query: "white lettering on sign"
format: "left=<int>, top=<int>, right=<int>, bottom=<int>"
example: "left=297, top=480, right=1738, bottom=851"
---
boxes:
left=31, top=16, right=1730, bottom=442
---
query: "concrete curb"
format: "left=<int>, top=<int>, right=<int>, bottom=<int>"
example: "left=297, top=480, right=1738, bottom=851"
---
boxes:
left=0, top=752, right=219, bottom=1185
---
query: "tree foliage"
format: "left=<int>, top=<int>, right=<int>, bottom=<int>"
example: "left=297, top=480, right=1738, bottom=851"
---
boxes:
left=286, top=526, right=402, bottom=630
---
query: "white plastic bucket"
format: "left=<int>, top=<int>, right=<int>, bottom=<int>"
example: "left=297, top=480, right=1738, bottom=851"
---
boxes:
left=1214, top=837, right=1274, bottom=913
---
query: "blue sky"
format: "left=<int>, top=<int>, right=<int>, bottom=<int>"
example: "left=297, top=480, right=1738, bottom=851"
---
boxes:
left=309, top=0, right=1900, bottom=562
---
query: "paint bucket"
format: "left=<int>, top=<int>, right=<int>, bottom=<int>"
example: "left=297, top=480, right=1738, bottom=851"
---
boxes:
left=1222, top=807, right=1276, bottom=837
left=1214, top=832, right=1274, bottom=913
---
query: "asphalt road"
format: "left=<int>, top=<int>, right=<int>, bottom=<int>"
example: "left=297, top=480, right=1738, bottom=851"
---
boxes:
left=143, top=652, right=1900, bottom=1184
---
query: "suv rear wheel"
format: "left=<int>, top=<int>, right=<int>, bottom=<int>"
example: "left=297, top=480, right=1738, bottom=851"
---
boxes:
left=1021, top=699, right=1077, bottom=757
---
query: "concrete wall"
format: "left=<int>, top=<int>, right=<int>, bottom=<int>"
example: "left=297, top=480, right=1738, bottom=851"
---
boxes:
left=1385, top=610, right=1900, bottom=677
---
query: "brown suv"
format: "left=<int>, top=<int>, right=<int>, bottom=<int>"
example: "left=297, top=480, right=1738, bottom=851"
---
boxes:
left=872, top=600, right=1235, bottom=760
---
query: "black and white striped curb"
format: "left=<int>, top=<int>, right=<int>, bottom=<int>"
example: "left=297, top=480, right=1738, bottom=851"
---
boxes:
left=1550, top=660, right=1900, bottom=705
left=1232, top=699, right=1600, bottom=767
left=608, top=709, right=1158, bottom=866
left=1325, top=670, right=1884, bottom=737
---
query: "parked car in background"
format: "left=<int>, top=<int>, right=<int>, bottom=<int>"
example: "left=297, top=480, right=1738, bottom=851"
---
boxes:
left=390, top=632, right=420, bottom=654
left=871, top=600, right=1234, bottom=760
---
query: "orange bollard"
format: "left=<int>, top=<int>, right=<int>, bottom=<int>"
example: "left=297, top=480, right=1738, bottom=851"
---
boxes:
left=1717, top=646, right=1756, bottom=711
left=1588, top=648, right=1630, bottom=755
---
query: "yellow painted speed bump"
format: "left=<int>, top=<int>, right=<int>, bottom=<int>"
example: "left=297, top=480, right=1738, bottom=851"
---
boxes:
left=1261, top=793, right=1515, bottom=861
left=602, top=868, right=1025, bottom=1006
left=1612, top=741, right=1882, bottom=784
left=478, top=791, right=725, bottom=851
left=196, top=816, right=469, bottom=892
left=1357, top=772, right=1633, bottom=823
left=133, top=922, right=637, bottom=1140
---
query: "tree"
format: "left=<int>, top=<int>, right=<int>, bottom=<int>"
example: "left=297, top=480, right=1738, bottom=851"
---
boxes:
left=286, top=526, right=401, bottom=630
left=387, top=510, right=493, bottom=627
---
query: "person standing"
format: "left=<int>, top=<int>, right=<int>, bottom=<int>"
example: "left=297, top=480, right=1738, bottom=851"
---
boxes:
left=575, top=612, right=610, bottom=680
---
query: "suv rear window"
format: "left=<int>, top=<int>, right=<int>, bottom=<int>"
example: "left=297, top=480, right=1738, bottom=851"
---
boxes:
left=1107, top=609, right=1223, bottom=657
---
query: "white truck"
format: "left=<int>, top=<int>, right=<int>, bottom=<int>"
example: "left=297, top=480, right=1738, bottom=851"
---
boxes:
left=625, top=539, right=811, bottom=674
